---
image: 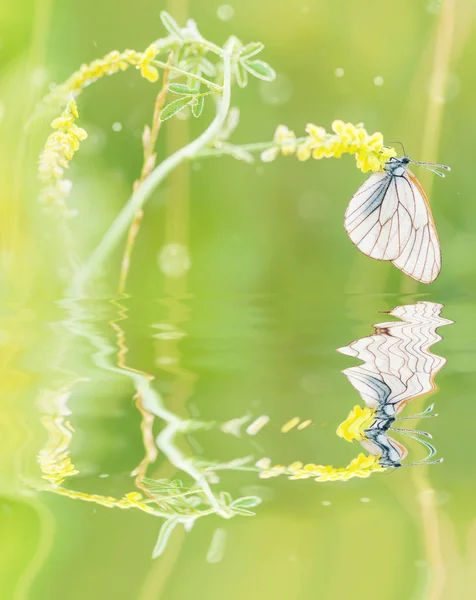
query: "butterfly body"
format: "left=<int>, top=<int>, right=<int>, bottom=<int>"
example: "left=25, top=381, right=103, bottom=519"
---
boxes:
left=344, top=155, right=450, bottom=283
left=384, top=155, right=411, bottom=177
left=361, top=426, right=408, bottom=468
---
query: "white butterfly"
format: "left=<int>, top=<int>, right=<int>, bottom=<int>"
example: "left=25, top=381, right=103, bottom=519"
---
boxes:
left=344, top=156, right=450, bottom=284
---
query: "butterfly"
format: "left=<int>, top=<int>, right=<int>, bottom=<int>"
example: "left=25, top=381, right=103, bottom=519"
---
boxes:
left=338, top=301, right=451, bottom=467
left=344, top=155, right=450, bottom=283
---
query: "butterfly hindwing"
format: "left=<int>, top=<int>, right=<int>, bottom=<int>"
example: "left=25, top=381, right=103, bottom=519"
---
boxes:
left=391, top=171, right=441, bottom=284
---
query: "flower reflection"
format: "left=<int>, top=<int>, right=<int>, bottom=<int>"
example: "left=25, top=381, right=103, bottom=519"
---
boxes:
left=33, top=299, right=451, bottom=558
left=257, top=301, right=451, bottom=481
left=337, top=301, right=452, bottom=467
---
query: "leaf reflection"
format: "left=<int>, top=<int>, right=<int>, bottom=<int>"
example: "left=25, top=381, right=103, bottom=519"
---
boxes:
left=34, top=296, right=261, bottom=559
left=33, top=299, right=451, bottom=558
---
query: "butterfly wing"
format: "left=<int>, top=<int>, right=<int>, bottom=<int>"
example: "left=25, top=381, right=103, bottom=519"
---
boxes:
left=344, top=172, right=414, bottom=261
left=391, top=171, right=441, bottom=284
left=361, top=433, right=408, bottom=467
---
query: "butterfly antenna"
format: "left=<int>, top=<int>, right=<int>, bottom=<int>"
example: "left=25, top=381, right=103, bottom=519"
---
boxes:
left=385, top=140, right=406, bottom=155
left=391, top=427, right=433, bottom=439
left=403, top=457, right=444, bottom=467
left=395, top=429, right=439, bottom=463
left=409, top=160, right=451, bottom=178
left=395, top=413, right=438, bottom=421
left=394, top=404, right=438, bottom=421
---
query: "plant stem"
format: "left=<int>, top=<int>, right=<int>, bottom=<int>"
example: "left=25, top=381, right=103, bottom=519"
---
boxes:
left=119, top=51, right=174, bottom=294
left=151, top=60, right=222, bottom=90
left=198, top=39, right=224, bottom=57
left=196, top=136, right=309, bottom=158
left=69, top=52, right=232, bottom=297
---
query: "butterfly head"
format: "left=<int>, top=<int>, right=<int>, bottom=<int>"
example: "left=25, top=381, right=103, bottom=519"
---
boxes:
left=385, top=154, right=450, bottom=178
left=384, top=155, right=410, bottom=176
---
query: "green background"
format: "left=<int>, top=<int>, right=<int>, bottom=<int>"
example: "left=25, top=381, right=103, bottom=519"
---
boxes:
left=1, top=0, right=475, bottom=599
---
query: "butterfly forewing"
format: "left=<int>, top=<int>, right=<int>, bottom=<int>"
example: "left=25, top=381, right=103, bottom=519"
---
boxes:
left=391, top=171, right=441, bottom=284
left=344, top=172, right=413, bottom=261
left=344, top=165, right=442, bottom=284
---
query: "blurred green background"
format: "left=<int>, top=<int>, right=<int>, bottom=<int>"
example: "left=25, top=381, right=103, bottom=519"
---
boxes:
left=1, top=0, right=476, bottom=599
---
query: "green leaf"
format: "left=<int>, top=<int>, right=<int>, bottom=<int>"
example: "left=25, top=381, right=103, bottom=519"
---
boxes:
left=199, top=57, right=217, bottom=77
left=168, top=83, right=200, bottom=95
left=152, top=518, right=179, bottom=559
left=230, top=496, right=262, bottom=509
left=231, top=507, right=256, bottom=517
left=160, top=97, right=193, bottom=121
left=239, top=42, right=265, bottom=60
left=224, top=35, right=243, bottom=54
left=160, top=11, right=184, bottom=39
left=191, top=96, right=204, bottom=118
left=235, top=61, right=248, bottom=88
left=142, top=477, right=188, bottom=492
left=242, top=59, right=276, bottom=82
left=219, top=491, right=233, bottom=506
left=186, top=67, right=202, bottom=93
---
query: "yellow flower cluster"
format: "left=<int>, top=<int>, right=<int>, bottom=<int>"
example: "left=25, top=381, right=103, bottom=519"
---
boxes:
left=42, top=46, right=159, bottom=110
left=37, top=45, right=162, bottom=213
left=261, top=125, right=297, bottom=162
left=139, top=44, right=161, bottom=83
left=257, top=452, right=386, bottom=482
left=38, top=99, right=87, bottom=214
left=336, top=405, right=375, bottom=442
left=37, top=450, right=79, bottom=486
left=261, top=121, right=397, bottom=173
left=46, top=487, right=156, bottom=513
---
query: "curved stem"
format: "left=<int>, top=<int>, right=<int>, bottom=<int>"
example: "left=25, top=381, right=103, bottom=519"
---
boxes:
left=196, top=136, right=309, bottom=159
left=199, top=40, right=224, bottom=57
left=151, top=60, right=222, bottom=90
left=69, top=52, right=232, bottom=297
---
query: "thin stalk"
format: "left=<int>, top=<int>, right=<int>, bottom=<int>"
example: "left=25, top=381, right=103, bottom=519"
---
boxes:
left=195, top=137, right=309, bottom=158
left=150, top=35, right=224, bottom=59
left=9, top=0, right=53, bottom=274
left=119, top=51, right=174, bottom=294
left=151, top=60, right=223, bottom=90
left=109, top=305, right=161, bottom=505
left=143, top=489, right=206, bottom=504
left=69, top=52, right=232, bottom=297
left=420, top=0, right=456, bottom=196
left=400, top=0, right=455, bottom=299
left=404, top=5, right=456, bottom=599
left=198, top=39, right=224, bottom=57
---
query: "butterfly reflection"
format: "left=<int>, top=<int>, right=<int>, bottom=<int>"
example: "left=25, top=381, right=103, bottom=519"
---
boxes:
left=338, top=302, right=452, bottom=467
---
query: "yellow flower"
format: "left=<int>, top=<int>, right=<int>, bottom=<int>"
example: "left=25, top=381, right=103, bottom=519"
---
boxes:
left=260, top=125, right=297, bottom=162
left=306, top=123, right=327, bottom=141
left=274, top=125, right=297, bottom=156
left=261, top=147, right=279, bottom=163
left=336, top=405, right=375, bottom=442
left=38, top=450, right=79, bottom=486
left=38, top=99, right=88, bottom=214
left=257, top=449, right=386, bottom=483
left=139, top=44, right=160, bottom=82
left=125, top=492, right=143, bottom=502
left=296, top=143, right=312, bottom=161
left=289, top=461, right=303, bottom=470
left=36, top=44, right=166, bottom=215
left=272, top=119, right=398, bottom=174
left=40, top=49, right=144, bottom=114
